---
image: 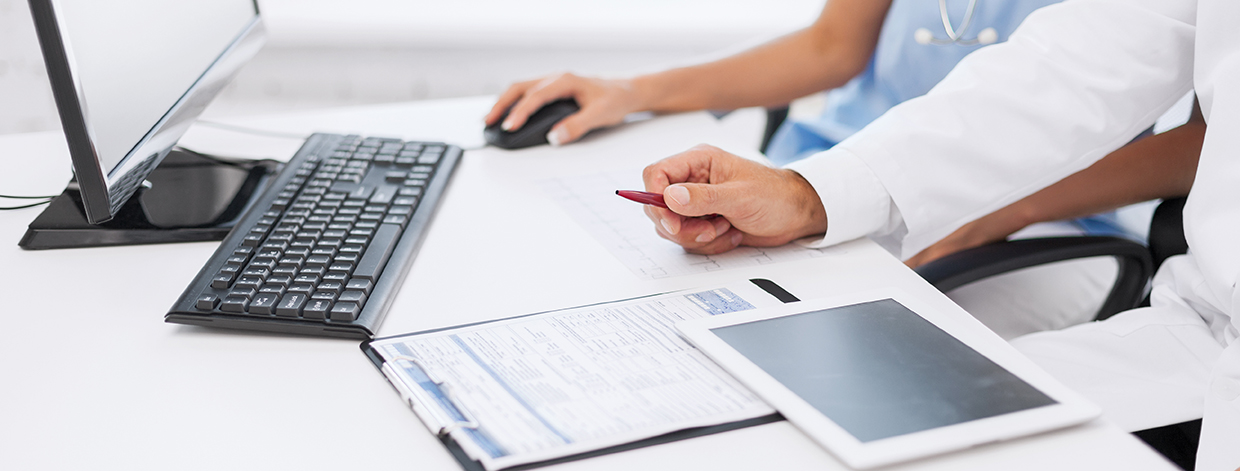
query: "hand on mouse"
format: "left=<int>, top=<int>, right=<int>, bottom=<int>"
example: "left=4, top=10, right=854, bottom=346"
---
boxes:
left=485, top=73, right=642, bottom=146
left=641, top=144, right=828, bottom=255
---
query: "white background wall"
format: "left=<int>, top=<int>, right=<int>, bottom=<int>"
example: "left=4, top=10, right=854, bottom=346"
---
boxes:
left=0, top=0, right=823, bottom=135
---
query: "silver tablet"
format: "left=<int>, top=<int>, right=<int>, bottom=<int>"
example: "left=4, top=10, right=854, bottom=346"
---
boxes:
left=676, top=289, right=1099, bottom=469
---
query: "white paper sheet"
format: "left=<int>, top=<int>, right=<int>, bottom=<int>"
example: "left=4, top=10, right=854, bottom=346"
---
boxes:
left=370, top=281, right=782, bottom=470
left=543, top=169, right=833, bottom=279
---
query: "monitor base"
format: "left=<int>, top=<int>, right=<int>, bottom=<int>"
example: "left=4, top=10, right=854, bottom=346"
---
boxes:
left=19, top=150, right=281, bottom=250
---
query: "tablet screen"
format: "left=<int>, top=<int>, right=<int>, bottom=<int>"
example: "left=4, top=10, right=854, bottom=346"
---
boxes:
left=710, top=299, right=1056, bottom=442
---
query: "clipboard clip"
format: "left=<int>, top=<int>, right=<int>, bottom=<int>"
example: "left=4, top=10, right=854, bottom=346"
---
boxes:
left=384, top=355, right=482, bottom=436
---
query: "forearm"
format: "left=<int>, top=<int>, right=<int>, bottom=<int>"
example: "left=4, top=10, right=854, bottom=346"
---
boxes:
left=1006, top=119, right=1203, bottom=230
left=632, top=0, right=890, bottom=112
left=905, top=116, right=1203, bottom=268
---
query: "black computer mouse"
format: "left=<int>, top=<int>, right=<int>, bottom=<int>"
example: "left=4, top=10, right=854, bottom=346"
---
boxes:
left=484, top=99, right=580, bottom=149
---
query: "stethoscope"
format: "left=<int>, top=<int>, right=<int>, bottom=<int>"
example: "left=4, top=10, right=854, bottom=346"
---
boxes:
left=913, top=0, right=998, bottom=46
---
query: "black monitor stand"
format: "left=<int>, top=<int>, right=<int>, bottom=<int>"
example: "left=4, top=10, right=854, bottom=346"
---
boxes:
left=19, top=149, right=281, bottom=250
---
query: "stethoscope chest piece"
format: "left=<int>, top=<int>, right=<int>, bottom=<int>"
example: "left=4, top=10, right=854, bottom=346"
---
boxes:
left=914, top=0, right=998, bottom=46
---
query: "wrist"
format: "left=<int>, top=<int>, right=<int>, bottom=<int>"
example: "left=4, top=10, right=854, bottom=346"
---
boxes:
left=782, top=169, right=829, bottom=239
left=628, top=74, right=664, bottom=112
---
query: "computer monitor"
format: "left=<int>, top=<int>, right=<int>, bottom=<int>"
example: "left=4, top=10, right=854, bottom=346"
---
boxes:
left=21, top=0, right=274, bottom=249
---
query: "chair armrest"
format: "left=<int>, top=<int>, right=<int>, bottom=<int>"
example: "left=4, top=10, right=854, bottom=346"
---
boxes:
left=914, top=236, right=1153, bottom=321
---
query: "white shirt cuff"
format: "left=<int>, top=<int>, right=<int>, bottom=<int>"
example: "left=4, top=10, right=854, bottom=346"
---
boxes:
left=783, top=148, right=893, bottom=248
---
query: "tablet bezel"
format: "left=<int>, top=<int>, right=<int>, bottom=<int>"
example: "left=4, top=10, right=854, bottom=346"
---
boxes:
left=676, top=289, right=1100, bottom=469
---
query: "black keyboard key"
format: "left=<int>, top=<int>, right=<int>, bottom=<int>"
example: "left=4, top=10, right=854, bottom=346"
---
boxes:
left=303, top=299, right=331, bottom=320
left=369, top=187, right=396, bottom=204
left=323, top=271, right=349, bottom=282
left=267, top=275, right=293, bottom=287
left=311, top=290, right=337, bottom=301
left=261, top=240, right=289, bottom=252
left=211, top=274, right=234, bottom=290
left=249, top=258, right=277, bottom=271
left=317, top=281, right=344, bottom=293
left=249, top=293, right=280, bottom=315
left=346, top=278, right=373, bottom=295
left=219, top=263, right=242, bottom=277
left=288, top=283, right=315, bottom=294
left=275, top=293, right=307, bottom=317
left=230, top=287, right=257, bottom=300
left=338, top=289, right=367, bottom=306
left=397, top=187, right=421, bottom=197
left=353, top=223, right=401, bottom=281
left=242, top=266, right=271, bottom=278
left=196, top=294, right=219, bottom=311
left=285, top=247, right=311, bottom=258
left=350, top=185, right=375, bottom=200
left=220, top=296, right=249, bottom=313
left=241, top=233, right=265, bottom=247
left=329, top=302, right=361, bottom=322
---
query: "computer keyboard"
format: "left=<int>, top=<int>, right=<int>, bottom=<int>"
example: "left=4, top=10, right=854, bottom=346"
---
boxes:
left=166, top=133, right=461, bottom=339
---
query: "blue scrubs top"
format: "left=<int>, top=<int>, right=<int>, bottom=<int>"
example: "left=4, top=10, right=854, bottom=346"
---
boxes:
left=765, top=0, right=1063, bottom=166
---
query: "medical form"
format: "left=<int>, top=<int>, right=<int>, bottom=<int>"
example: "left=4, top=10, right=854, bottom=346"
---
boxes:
left=363, top=281, right=788, bottom=471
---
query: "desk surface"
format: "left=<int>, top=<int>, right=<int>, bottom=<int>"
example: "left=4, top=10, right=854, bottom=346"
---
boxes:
left=0, top=97, right=1173, bottom=470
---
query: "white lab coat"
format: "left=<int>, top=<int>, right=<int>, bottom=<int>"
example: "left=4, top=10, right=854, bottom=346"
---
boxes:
left=785, top=0, right=1240, bottom=468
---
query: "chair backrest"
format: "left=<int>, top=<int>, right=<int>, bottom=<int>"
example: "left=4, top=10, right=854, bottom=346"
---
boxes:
left=1148, top=196, right=1189, bottom=269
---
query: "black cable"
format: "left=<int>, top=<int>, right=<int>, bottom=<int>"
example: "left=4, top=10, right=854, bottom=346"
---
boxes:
left=0, top=199, right=53, bottom=210
left=1, top=193, right=59, bottom=199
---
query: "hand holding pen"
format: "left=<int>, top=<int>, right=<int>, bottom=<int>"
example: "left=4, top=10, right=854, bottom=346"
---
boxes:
left=622, top=144, right=827, bottom=255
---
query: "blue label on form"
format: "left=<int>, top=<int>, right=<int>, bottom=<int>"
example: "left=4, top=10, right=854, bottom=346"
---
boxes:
left=685, top=288, right=755, bottom=316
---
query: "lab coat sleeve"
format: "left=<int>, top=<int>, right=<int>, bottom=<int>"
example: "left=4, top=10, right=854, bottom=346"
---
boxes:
left=784, top=149, right=899, bottom=249
left=798, top=0, right=1198, bottom=259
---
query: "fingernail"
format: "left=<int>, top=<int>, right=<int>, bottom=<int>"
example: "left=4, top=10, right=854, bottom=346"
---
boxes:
left=695, top=231, right=714, bottom=243
left=661, top=218, right=676, bottom=235
left=501, top=119, right=514, bottom=131
left=666, top=185, right=690, bottom=206
left=547, top=128, right=565, bottom=147
left=731, top=232, right=743, bottom=245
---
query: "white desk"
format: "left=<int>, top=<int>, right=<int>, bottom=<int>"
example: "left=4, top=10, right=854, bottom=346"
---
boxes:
left=0, top=97, right=1173, bottom=470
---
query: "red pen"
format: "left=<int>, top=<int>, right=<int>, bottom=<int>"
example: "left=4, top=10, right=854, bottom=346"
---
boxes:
left=615, top=190, right=667, bottom=209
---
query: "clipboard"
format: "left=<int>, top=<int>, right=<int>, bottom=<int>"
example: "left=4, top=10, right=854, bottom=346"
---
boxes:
left=359, top=278, right=800, bottom=471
